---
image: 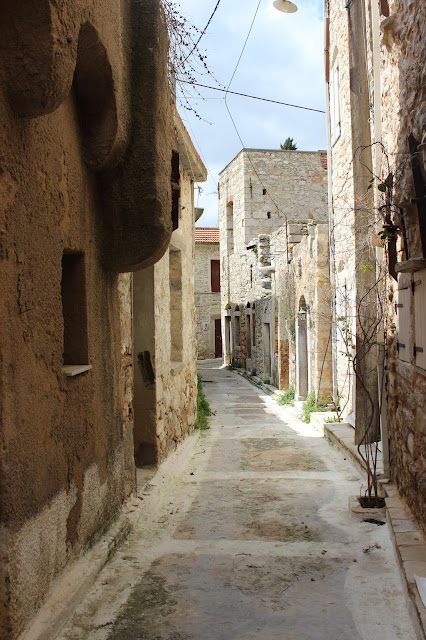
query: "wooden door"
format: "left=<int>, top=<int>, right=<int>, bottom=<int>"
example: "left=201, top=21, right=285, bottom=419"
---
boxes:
left=214, top=318, right=222, bottom=358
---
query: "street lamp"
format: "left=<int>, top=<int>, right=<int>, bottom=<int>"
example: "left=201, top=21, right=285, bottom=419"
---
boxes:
left=273, top=0, right=298, bottom=13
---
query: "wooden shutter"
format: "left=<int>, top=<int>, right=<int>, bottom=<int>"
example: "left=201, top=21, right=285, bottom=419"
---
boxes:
left=211, top=259, right=220, bottom=292
left=414, top=269, right=426, bottom=370
left=396, top=286, right=411, bottom=363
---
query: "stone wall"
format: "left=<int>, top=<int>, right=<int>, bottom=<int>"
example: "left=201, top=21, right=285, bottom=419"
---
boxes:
left=218, top=149, right=328, bottom=389
left=194, top=242, right=221, bottom=359
left=271, top=224, right=332, bottom=399
left=379, top=0, right=426, bottom=533
left=326, top=0, right=426, bottom=530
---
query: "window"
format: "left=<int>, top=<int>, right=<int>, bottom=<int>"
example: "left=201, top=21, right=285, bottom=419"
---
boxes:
left=171, top=151, right=180, bottom=231
left=234, top=308, right=241, bottom=347
left=330, top=59, right=341, bottom=146
left=226, top=202, right=234, bottom=253
left=395, top=284, right=411, bottom=364
left=246, top=313, right=251, bottom=358
left=61, top=252, right=89, bottom=367
left=169, top=249, right=183, bottom=362
left=414, top=269, right=426, bottom=370
left=211, top=259, right=220, bottom=292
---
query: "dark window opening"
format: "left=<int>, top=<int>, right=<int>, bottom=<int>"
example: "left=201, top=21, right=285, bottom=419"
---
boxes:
left=171, top=150, right=180, bottom=231
left=267, top=211, right=271, bottom=219
left=263, top=188, right=267, bottom=195
left=211, top=259, right=221, bottom=292
left=61, top=252, right=89, bottom=365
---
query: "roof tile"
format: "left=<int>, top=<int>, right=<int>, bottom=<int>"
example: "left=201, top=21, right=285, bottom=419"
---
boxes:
left=195, top=227, right=220, bottom=243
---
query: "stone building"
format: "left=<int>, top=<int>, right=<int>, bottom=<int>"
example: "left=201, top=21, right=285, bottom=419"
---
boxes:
left=325, top=0, right=426, bottom=532
left=0, top=2, right=201, bottom=637
left=133, top=113, right=207, bottom=466
left=218, top=149, right=330, bottom=396
left=194, top=227, right=222, bottom=360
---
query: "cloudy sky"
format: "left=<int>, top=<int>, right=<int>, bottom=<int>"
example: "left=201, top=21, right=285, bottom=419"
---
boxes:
left=173, top=0, right=327, bottom=227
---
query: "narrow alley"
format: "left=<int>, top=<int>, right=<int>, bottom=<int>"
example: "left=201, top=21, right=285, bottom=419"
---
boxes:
left=57, top=365, right=416, bottom=640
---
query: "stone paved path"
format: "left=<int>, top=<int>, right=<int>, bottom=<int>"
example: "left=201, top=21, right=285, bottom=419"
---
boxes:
left=58, top=366, right=416, bottom=640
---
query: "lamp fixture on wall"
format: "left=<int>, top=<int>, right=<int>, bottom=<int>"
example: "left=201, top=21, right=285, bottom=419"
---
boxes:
left=273, top=0, right=298, bottom=13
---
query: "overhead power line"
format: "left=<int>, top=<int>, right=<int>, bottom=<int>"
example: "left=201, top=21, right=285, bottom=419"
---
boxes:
left=181, top=0, right=222, bottom=66
left=178, top=80, right=326, bottom=114
left=225, top=0, right=262, bottom=93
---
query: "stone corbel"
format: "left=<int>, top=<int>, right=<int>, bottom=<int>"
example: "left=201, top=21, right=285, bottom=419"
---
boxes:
left=0, top=1, right=79, bottom=117
left=100, top=0, right=174, bottom=272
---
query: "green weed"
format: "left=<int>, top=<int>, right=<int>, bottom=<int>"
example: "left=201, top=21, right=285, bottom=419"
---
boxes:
left=195, top=375, right=214, bottom=430
left=301, top=390, right=327, bottom=423
left=278, top=386, right=295, bottom=406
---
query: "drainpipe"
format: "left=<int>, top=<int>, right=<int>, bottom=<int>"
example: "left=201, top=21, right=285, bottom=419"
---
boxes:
left=324, top=1, right=338, bottom=402
left=370, top=0, right=390, bottom=478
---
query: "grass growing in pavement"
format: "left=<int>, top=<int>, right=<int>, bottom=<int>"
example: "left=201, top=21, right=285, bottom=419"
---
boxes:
left=301, top=390, right=328, bottom=423
left=278, top=386, right=295, bottom=406
left=195, top=375, right=214, bottom=430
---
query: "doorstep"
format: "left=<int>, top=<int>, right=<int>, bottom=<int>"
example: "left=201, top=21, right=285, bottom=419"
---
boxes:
left=323, top=420, right=384, bottom=479
left=319, top=418, right=426, bottom=640
left=385, top=485, right=426, bottom=640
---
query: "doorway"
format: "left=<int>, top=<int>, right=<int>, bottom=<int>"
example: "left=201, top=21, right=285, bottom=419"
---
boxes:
left=296, top=296, right=308, bottom=400
left=214, top=318, right=222, bottom=358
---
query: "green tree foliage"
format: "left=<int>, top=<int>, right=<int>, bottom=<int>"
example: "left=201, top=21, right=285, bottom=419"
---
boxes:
left=280, top=137, right=297, bottom=150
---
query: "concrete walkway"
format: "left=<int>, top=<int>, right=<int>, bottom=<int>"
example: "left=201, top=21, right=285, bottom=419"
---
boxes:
left=58, top=366, right=417, bottom=640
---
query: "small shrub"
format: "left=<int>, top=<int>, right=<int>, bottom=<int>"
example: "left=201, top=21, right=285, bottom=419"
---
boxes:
left=301, top=390, right=327, bottom=423
left=195, top=375, right=213, bottom=430
left=278, top=386, right=295, bottom=406
left=264, top=379, right=270, bottom=385
left=324, top=416, right=342, bottom=423
left=251, top=368, right=257, bottom=377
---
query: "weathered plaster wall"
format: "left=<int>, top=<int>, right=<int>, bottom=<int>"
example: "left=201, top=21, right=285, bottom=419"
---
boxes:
left=0, top=94, right=135, bottom=636
left=0, top=1, right=174, bottom=636
left=194, top=242, right=221, bottom=360
left=133, top=113, right=205, bottom=466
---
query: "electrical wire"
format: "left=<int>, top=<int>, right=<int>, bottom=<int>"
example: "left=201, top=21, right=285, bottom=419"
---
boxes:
left=178, top=81, right=326, bottom=114
left=225, top=0, right=262, bottom=94
left=181, top=0, right=222, bottom=66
